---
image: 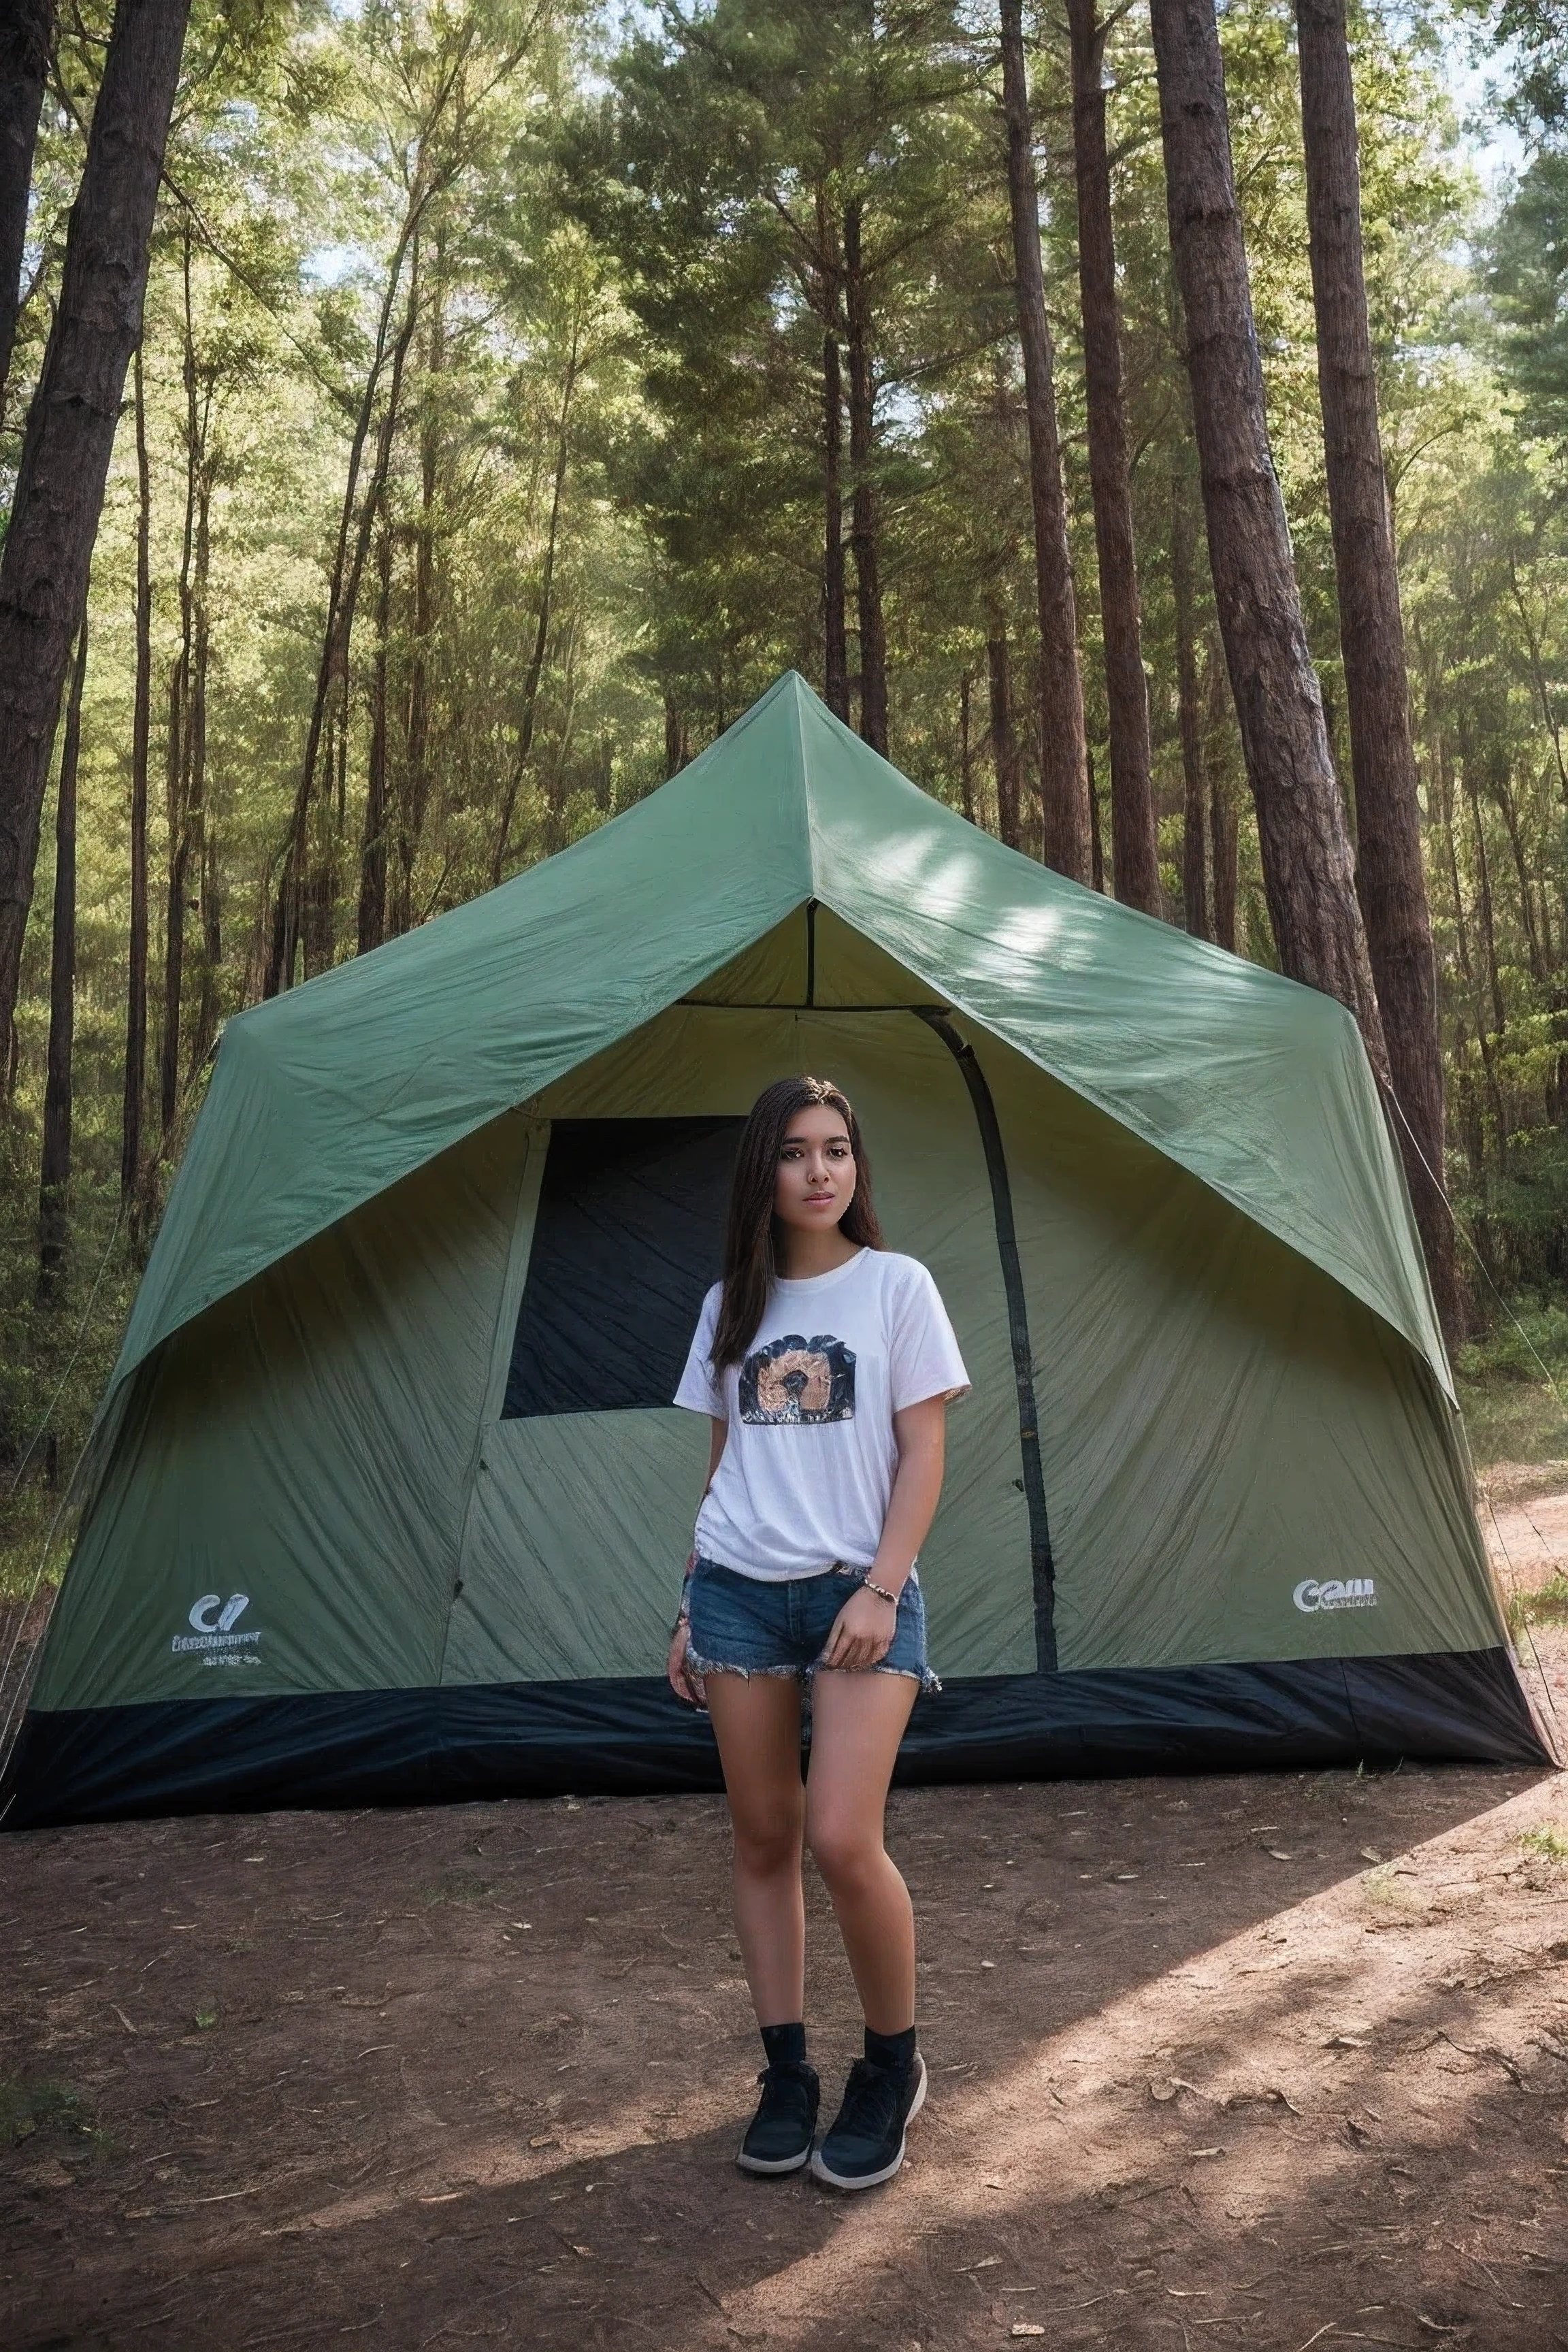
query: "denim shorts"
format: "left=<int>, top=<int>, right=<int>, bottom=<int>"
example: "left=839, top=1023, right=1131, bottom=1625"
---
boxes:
left=686, top=1556, right=940, bottom=1695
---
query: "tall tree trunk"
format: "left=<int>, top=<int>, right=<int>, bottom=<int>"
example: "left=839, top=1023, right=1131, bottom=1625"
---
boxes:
left=816, top=187, right=849, bottom=723
left=0, top=0, right=52, bottom=416
left=400, top=248, right=444, bottom=922
left=159, top=227, right=199, bottom=1139
left=1462, top=765, right=1509, bottom=1169
left=843, top=197, right=887, bottom=757
left=1441, top=728, right=1507, bottom=1181
left=267, top=209, right=421, bottom=990
left=38, top=607, right=86, bottom=1303
left=122, top=340, right=152, bottom=1217
left=1464, top=764, right=1507, bottom=1044
left=959, top=670, right=978, bottom=828
left=0, top=0, right=191, bottom=1063
left=987, top=631, right=1022, bottom=851
left=998, top=0, right=1092, bottom=883
left=158, top=655, right=189, bottom=1138
left=1490, top=760, right=1545, bottom=982
left=1296, top=0, right=1453, bottom=1335
left=1086, top=740, right=1107, bottom=892
left=492, top=314, right=578, bottom=888
left=357, top=499, right=391, bottom=953
left=1067, top=0, right=1160, bottom=913
left=662, top=693, right=688, bottom=779
left=823, top=323, right=849, bottom=722
left=1171, top=467, right=1209, bottom=938
left=1208, top=649, right=1239, bottom=953
left=186, top=469, right=218, bottom=1068
left=1149, top=0, right=1386, bottom=1071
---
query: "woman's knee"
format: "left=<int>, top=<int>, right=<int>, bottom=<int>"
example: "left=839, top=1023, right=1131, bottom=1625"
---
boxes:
left=806, top=1810, right=884, bottom=1894
left=732, top=1803, right=803, bottom=1880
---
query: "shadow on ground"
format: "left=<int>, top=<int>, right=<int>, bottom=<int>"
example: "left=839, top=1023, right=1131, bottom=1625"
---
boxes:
left=4, top=1746, right=1568, bottom=2349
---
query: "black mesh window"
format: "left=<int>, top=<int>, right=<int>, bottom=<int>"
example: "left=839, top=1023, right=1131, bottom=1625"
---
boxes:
left=502, top=1117, right=745, bottom=1417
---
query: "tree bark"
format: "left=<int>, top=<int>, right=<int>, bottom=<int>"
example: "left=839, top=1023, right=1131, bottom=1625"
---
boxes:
left=159, top=227, right=201, bottom=1139
left=1067, top=0, right=1160, bottom=913
left=823, top=323, right=849, bottom=722
left=122, top=338, right=151, bottom=1217
left=1149, top=0, right=1386, bottom=1071
left=1086, top=739, right=1107, bottom=892
left=0, top=0, right=191, bottom=1064
left=38, top=606, right=86, bottom=1303
left=1488, top=757, right=1544, bottom=981
left=1296, top=0, right=1454, bottom=1333
left=1171, top=467, right=1209, bottom=938
left=268, top=209, right=421, bottom=987
left=1208, top=648, right=1239, bottom=953
left=186, top=466, right=218, bottom=1070
left=357, top=498, right=391, bottom=953
left=843, top=197, right=887, bottom=757
left=987, top=631, right=1023, bottom=851
left=998, top=0, right=1092, bottom=883
left=816, top=186, right=849, bottom=723
left=158, top=661, right=189, bottom=1137
left=0, top=0, right=53, bottom=416
left=959, top=670, right=978, bottom=828
left=398, top=247, right=444, bottom=928
left=1464, top=762, right=1507, bottom=1043
left=662, top=693, right=688, bottom=779
left=492, top=312, right=577, bottom=889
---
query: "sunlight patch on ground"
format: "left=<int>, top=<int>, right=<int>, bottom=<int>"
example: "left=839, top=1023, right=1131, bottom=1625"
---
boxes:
left=687, top=1780, right=1568, bottom=2342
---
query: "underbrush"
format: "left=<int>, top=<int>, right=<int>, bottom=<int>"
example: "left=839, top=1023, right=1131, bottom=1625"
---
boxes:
left=1506, top=1573, right=1568, bottom=1645
left=1454, top=1298, right=1568, bottom=1467
left=0, top=1483, right=74, bottom=1610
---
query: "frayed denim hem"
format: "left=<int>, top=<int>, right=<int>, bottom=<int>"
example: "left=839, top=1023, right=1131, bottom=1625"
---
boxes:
left=684, top=1643, right=940, bottom=1699
left=866, top=1663, right=942, bottom=1698
left=684, top=1644, right=803, bottom=1682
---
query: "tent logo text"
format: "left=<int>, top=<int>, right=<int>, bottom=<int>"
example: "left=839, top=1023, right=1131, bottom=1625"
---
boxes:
left=172, top=1592, right=261, bottom=1665
left=1292, top=1578, right=1377, bottom=1613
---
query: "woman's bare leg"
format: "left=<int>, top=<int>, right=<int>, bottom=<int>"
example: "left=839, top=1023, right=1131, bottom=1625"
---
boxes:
left=804, top=1671, right=919, bottom=2034
left=702, top=1673, right=807, bottom=2026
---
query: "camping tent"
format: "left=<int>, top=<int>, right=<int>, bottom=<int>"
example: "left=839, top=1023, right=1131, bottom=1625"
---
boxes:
left=2, top=672, right=1548, bottom=1827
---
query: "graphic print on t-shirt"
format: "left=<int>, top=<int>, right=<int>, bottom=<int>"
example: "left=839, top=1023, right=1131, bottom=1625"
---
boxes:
left=738, top=1333, right=856, bottom=1425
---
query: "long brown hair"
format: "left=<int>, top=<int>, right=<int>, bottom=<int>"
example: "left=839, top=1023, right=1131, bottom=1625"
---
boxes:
left=710, top=1076, right=883, bottom=1371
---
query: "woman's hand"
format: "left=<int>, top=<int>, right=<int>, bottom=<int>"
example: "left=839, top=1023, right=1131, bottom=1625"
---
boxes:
left=821, top=1585, right=898, bottom=1672
left=668, top=1618, right=707, bottom=1709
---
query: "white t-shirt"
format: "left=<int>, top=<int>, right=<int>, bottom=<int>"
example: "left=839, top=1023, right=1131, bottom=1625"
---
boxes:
left=672, top=1247, right=970, bottom=1582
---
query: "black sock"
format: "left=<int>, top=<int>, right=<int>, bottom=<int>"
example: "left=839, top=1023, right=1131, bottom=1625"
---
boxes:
left=761, top=2021, right=806, bottom=2069
left=864, top=2023, right=917, bottom=2073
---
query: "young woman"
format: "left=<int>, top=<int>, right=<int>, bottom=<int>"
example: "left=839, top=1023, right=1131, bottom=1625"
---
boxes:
left=668, top=1074, right=968, bottom=2191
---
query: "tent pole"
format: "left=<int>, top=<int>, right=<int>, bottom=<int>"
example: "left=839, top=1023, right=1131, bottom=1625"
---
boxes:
left=913, top=1008, right=1057, bottom=1671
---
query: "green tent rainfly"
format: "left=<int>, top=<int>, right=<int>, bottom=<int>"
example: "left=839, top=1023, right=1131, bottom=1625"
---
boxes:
left=2, top=672, right=1548, bottom=1826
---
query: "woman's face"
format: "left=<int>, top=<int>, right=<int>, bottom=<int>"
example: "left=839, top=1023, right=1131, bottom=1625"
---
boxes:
left=773, top=1103, right=857, bottom=1236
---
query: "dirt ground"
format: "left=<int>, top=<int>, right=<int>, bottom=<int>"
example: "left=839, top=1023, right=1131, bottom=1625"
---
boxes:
left=4, top=1626, right=1568, bottom=2352
left=1479, top=1465, right=1568, bottom=1604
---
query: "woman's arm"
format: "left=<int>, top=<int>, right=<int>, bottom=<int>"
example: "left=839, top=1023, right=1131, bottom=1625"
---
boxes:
left=821, top=1395, right=947, bottom=1671
left=667, top=1416, right=728, bottom=1705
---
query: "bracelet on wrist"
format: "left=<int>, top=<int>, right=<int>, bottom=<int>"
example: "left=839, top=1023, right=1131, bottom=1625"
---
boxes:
left=861, top=1575, right=900, bottom=1607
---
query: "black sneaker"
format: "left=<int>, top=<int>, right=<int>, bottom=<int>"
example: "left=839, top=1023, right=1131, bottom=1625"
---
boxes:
left=811, top=2051, right=927, bottom=2190
left=736, top=2059, right=819, bottom=2174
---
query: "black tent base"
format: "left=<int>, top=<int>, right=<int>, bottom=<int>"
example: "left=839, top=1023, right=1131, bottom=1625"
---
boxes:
left=1, top=1647, right=1550, bottom=1829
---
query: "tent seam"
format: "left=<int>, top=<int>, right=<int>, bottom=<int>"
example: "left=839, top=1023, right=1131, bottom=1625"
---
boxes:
left=809, top=887, right=1453, bottom=1403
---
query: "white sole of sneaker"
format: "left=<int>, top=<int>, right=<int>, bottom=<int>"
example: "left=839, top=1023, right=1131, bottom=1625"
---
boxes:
left=809, top=2054, right=927, bottom=2191
left=735, top=2142, right=814, bottom=2175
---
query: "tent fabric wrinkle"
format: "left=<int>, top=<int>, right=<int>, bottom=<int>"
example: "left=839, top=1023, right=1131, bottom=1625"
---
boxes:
left=108, top=671, right=1444, bottom=1411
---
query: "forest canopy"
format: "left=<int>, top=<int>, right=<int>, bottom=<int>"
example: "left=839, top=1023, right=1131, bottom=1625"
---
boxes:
left=3, top=0, right=1568, bottom=1490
